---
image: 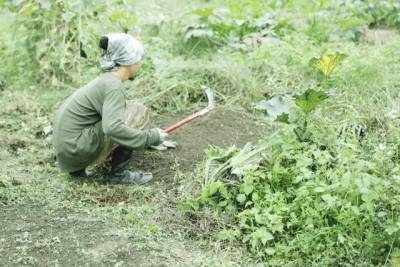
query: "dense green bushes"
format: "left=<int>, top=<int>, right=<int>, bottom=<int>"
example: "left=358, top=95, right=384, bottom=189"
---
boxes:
left=182, top=101, right=400, bottom=265
left=1, top=0, right=138, bottom=87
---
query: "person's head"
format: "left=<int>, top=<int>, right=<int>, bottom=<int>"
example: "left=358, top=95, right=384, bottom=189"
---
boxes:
left=99, top=33, right=144, bottom=81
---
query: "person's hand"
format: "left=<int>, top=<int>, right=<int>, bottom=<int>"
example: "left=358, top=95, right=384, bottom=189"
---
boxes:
left=162, top=140, right=177, bottom=148
left=155, top=128, right=168, bottom=142
left=151, top=129, right=177, bottom=151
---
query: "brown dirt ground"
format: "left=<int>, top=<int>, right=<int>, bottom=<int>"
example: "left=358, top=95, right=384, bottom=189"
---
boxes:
left=0, top=204, right=207, bottom=267
left=130, top=107, right=266, bottom=181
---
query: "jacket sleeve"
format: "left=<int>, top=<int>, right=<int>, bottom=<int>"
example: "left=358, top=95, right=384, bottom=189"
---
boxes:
left=101, top=88, right=161, bottom=149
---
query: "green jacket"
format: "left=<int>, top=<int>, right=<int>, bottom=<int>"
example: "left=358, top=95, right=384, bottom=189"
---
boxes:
left=53, top=72, right=161, bottom=172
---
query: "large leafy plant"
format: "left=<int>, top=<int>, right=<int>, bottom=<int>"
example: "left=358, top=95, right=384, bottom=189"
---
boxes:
left=181, top=87, right=400, bottom=265
left=256, top=89, right=328, bottom=141
left=182, top=1, right=288, bottom=51
left=4, top=0, right=138, bottom=86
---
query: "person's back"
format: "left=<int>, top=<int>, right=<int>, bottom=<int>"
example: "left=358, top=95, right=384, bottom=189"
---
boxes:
left=53, top=72, right=123, bottom=172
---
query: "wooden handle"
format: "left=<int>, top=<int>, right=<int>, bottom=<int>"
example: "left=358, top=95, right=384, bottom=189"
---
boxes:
left=164, top=108, right=210, bottom=134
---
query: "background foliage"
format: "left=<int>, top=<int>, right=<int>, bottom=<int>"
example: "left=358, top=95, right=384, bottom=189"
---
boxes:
left=1, top=0, right=400, bottom=265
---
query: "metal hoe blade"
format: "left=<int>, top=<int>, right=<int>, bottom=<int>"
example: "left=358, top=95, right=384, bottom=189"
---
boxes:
left=164, top=86, right=215, bottom=134
left=203, top=86, right=215, bottom=110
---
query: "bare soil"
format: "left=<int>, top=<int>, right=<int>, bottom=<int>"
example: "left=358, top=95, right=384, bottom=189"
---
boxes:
left=131, top=107, right=266, bottom=181
left=0, top=204, right=208, bottom=267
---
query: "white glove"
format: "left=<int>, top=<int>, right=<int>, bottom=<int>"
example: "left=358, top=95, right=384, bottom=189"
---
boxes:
left=151, top=129, right=177, bottom=151
left=151, top=140, right=178, bottom=151
left=155, top=128, right=168, bottom=142
left=162, top=140, right=177, bottom=148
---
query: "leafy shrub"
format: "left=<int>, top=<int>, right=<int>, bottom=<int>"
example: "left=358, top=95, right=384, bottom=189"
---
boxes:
left=365, top=0, right=400, bottom=28
left=304, top=0, right=400, bottom=44
left=182, top=90, right=400, bottom=265
left=334, top=0, right=400, bottom=29
left=181, top=1, right=290, bottom=52
left=3, top=0, right=138, bottom=87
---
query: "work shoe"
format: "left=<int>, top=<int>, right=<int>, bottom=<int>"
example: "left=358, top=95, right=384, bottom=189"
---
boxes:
left=108, top=146, right=153, bottom=185
left=69, top=169, right=95, bottom=178
left=108, top=171, right=153, bottom=185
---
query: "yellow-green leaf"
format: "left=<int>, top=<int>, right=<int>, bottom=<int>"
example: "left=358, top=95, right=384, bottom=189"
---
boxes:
left=309, top=52, right=347, bottom=77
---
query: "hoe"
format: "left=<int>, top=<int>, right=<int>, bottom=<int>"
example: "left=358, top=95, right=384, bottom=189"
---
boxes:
left=164, top=86, right=215, bottom=134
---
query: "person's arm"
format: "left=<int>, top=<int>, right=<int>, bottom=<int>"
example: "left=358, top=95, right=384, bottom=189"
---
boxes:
left=102, top=88, right=161, bottom=149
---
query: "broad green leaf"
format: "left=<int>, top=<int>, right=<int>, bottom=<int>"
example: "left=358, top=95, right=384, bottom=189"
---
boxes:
left=236, top=194, right=246, bottom=203
left=292, top=175, right=303, bottom=184
left=265, top=247, right=276, bottom=255
left=180, top=199, right=200, bottom=211
left=295, top=89, right=328, bottom=114
left=321, top=194, right=337, bottom=207
left=202, top=182, right=221, bottom=197
left=314, top=186, right=326, bottom=193
left=254, top=213, right=263, bottom=224
left=218, top=229, right=240, bottom=241
left=309, top=52, right=347, bottom=77
left=218, top=200, right=229, bottom=207
left=243, top=184, right=254, bottom=195
left=275, top=113, right=289, bottom=123
left=193, top=7, right=215, bottom=18
left=385, top=222, right=400, bottom=235
left=255, top=96, right=291, bottom=119
left=218, top=184, right=229, bottom=199
left=245, top=201, right=253, bottom=208
left=253, top=227, right=274, bottom=246
left=252, top=192, right=259, bottom=201
left=208, top=182, right=220, bottom=195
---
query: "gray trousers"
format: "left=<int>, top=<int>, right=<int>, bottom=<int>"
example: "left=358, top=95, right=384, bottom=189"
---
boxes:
left=95, top=101, right=150, bottom=164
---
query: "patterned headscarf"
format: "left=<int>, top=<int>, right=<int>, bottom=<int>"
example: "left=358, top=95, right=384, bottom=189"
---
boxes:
left=100, top=33, right=144, bottom=71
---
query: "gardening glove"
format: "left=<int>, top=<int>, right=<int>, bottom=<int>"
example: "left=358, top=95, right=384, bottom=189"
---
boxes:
left=162, top=140, right=177, bottom=148
left=151, top=129, right=177, bottom=151
left=151, top=140, right=178, bottom=151
left=155, top=128, right=168, bottom=142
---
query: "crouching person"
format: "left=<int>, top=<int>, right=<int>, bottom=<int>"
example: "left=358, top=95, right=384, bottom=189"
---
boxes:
left=53, top=33, right=167, bottom=184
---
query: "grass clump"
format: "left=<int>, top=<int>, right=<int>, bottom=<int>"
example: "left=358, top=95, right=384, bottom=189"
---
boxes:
left=127, top=56, right=263, bottom=112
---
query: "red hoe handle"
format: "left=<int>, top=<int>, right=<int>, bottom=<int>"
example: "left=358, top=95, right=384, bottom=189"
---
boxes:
left=164, top=87, right=215, bottom=134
